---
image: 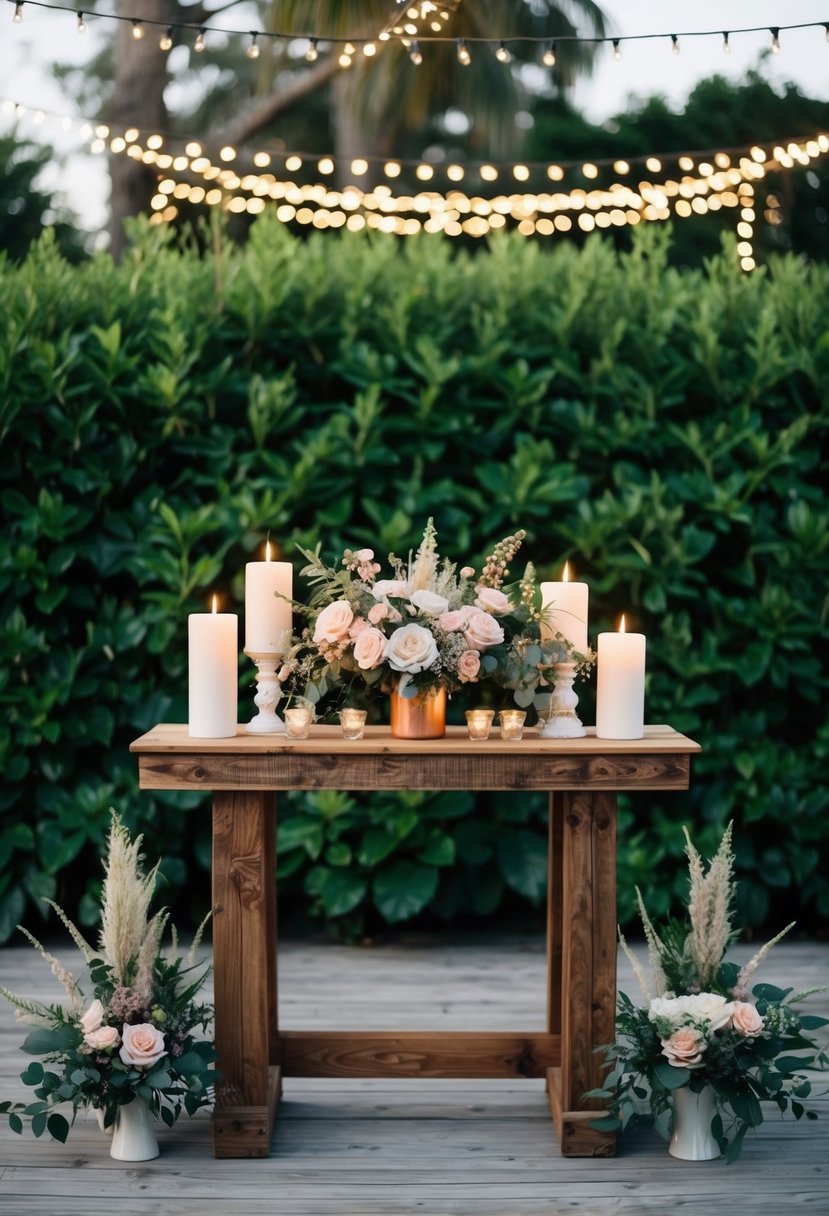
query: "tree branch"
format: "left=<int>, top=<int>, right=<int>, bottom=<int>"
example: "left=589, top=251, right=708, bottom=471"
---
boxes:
left=213, top=56, right=341, bottom=147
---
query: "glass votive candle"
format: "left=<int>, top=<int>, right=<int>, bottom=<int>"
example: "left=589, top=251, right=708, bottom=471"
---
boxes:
left=498, top=709, right=527, bottom=741
left=340, top=708, right=367, bottom=740
left=284, top=707, right=311, bottom=739
left=465, top=708, right=495, bottom=741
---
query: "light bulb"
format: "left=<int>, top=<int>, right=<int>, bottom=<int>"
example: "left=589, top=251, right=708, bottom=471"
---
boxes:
left=76, top=10, right=86, bottom=33
left=495, top=41, right=511, bottom=63
left=131, top=19, right=144, bottom=40
left=770, top=27, right=780, bottom=53
left=612, top=39, right=621, bottom=60
left=159, top=26, right=173, bottom=51
left=194, top=28, right=206, bottom=52
left=671, top=34, right=679, bottom=54
left=13, top=2, right=23, bottom=23
left=305, top=39, right=318, bottom=61
left=542, top=42, right=556, bottom=67
left=456, top=38, right=470, bottom=65
left=722, top=31, right=730, bottom=53
left=409, top=40, right=422, bottom=65
left=247, top=32, right=259, bottom=59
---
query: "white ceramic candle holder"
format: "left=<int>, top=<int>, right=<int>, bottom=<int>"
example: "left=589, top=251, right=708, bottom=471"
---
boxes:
left=244, top=651, right=285, bottom=734
left=538, top=661, right=586, bottom=738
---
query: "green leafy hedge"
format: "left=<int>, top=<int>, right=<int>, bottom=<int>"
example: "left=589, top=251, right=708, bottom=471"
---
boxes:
left=1, top=218, right=827, bottom=942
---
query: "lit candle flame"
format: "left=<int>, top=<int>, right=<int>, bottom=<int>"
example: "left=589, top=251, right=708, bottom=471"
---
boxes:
left=562, top=561, right=570, bottom=582
left=619, top=614, right=626, bottom=633
left=212, top=594, right=218, bottom=614
left=265, top=540, right=271, bottom=562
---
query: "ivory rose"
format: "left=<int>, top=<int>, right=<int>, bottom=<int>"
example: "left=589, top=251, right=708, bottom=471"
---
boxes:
left=438, top=608, right=471, bottom=632
left=410, top=589, right=450, bottom=617
left=649, top=992, right=733, bottom=1032
left=474, top=586, right=512, bottom=615
left=463, top=610, right=505, bottom=651
left=372, top=579, right=409, bottom=601
left=80, top=999, right=105, bottom=1035
left=731, top=1001, right=764, bottom=1037
left=313, top=600, right=354, bottom=645
left=457, top=650, right=481, bottom=683
left=119, top=1022, right=166, bottom=1070
left=661, top=1027, right=707, bottom=1069
left=84, top=1025, right=120, bottom=1051
left=384, top=623, right=439, bottom=673
left=353, top=626, right=386, bottom=670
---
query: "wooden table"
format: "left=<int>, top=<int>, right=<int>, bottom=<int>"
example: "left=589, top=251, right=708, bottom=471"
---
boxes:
left=130, top=723, right=700, bottom=1159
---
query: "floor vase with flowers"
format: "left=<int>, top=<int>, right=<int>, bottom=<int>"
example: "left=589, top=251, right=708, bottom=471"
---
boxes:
left=110, top=1096, right=159, bottom=1161
left=390, top=685, right=446, bottom=739
left=669, top=1085, right=720, bottom=1161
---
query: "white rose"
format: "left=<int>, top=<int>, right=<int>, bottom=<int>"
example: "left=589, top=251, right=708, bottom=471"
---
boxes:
left=313, top=600, right=354, bottom=645
left=80, top=999, right=105, bottom=1035
left=463, top=610, right=505, bottom=651
left=474, top=586, right=512, bottom=615
left=384, top=623, right=439, bottom=673
left=648, top=996, right=688, bottom=1028
left=84, top=1025, right=120, bottom=1051
left=372, top=579, right=409, bottom=600
left=353, top=626, right=387, bottom=670
left=410, top=589, right=450, bottom=617
left=682, top=992, right=734, bottom=1032
left=119, top=1023, right=166, bottom=1070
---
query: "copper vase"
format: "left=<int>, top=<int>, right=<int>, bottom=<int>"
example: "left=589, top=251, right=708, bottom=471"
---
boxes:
left=390, top=685, right=447, bottom=739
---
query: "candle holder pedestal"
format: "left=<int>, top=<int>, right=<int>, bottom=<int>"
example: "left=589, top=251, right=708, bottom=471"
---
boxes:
left=244, top=652, right=285, bottom=734
left=538, top=661, right=586, bottom=738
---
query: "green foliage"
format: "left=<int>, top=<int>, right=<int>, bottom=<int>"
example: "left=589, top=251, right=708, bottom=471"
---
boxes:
left=0, top=218, right=827, bottom=940
left=0, top=134, right=86, bottom=264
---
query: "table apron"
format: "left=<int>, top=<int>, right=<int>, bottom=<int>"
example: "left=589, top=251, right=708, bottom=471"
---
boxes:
left=138, top=752, right=690, bottom=791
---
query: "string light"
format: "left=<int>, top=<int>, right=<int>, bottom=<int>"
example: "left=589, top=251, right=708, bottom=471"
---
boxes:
left=305, top=38, right=318, bottom=61
left=722, top=31, right=731, bottom=53
left=409, top=40, right=422, bottom=65
left=363, top=41, right=376, bottom=56
left=75, top=9, right=84, bottom=33
left=671, top=34, right=680, bottom=54
left=12, top=2, right=23, bottom=21
left=495, top=41, right=511, bottom=63
left=612, top=39, right=622, bottom=60
left=131, top=19, right=144, bottom=40
left=542, top=41, right=556, bottom=67
left=194, top=27, right=205, bottom=51
left=246, top=32, right=259, bottom=59
left=456, top=38, right=470, bottom=65
left=770, top=27, right=781, bottom=52
left=159, top=25, right=172, bottom=51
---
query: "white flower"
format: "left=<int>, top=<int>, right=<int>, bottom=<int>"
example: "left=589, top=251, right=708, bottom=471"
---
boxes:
left=648, top=995, right=688, bottom=1028
left=80, top=999, right=105, bottom=1035
left=372, top=579, right=409, bottom=601
left=410, top=589, right=450, bottom=617
left=313, top=600, right=354, bottom=645
left=384, top=623, right=439, bottom=673
left=682, top=992, right=734, bottom=1031
left=474, top=586, right=512, bottom=615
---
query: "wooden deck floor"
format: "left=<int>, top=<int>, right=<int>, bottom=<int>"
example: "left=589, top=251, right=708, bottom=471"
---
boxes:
left=1, top=934, right=827, bottom=1215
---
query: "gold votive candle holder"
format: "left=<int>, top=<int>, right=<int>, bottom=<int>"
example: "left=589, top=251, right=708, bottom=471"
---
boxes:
left=340, top=708, right=367, bottom=740
left=498, top=709, right=526, bottom=741
left=284, top=707, right=311, bottom=739
left=465, top=709, right=495, bottom=741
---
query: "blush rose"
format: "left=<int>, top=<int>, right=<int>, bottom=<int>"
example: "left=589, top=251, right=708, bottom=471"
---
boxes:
left=119, top=1022, right=166, bottom=1070
left=457, top=650, right=481, bottom=682
left=353, top=626, right=387, bottom=670
left=731, top=1001, right=764, bottom=1037
left=313, top=600, right=354, bottom=645
left=660, top=1027, right=707, bottom=1069
left=84, top=1025, right=120, bottom=1051
left=463, top=610, right=505, bottom=651
left=474, top=586, right=512, bottom=615
left=80, top=999, right=105, bottom=1035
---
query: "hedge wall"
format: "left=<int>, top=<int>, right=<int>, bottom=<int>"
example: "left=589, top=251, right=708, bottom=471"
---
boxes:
left=1, top=218, right=827, bottom=942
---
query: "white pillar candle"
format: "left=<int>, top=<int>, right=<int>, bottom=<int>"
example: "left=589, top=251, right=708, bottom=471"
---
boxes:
left=188, top=595, right=238, bottom=738
left=244, top=541, right=293, bottom=655
left=596, top=615, right=646, bottom=739
left=540, top=562, right=589, bottom=653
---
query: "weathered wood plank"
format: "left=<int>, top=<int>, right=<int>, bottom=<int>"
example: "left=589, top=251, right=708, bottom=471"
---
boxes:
left=279, top=1030, right=560, bottom=1079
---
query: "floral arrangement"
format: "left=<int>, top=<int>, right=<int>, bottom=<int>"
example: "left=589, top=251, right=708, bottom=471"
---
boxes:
left=280, top=519, right=586, bottom=710
left=0, top=815, right=216, bottom=1143
left=591, top=824, right=828, bottom=1162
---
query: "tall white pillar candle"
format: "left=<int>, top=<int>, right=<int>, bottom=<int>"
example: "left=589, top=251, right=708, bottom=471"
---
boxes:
left=540, top=562, right=589, bottom=653
left=188, top=596, right=238, bottom=738
left=596, top=615, right=646, bottom=739
left=245, top=542, right=293, bottom=655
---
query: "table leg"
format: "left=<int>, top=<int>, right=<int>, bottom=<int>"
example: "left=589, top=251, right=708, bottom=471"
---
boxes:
left=546, top=790, right=617, bottom=1157
left=211, top=790, right=280, bottom=1158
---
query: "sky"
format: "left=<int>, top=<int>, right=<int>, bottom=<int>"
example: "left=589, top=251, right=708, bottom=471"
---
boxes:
left=2, top=0, right=828, bottom=238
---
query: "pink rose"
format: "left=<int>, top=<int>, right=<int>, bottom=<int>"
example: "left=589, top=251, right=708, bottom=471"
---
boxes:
left=368, top=603, right=389, bottom=625
left=439, top=608, right=471, bottom=632
left=474, top=586, right=512, bottom=615
left=80, top=999, right=104, bottom=1035
left=348, top=617, right=369, bottom=639
left=119, top=1022, right=166, bottom=1070
left=731, top=1001, right=764, bottom=1037
left=352, top=626, right=386, bottom=670
left=463, top=610, right=505, bottom=651
left=457, top=650, right=481, bottom=683
left=84, top=1025, right=120, bottom=1051
left=313, top=600, right=354, bottom=645
left=661, top=1027, right=707, bottom=1069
